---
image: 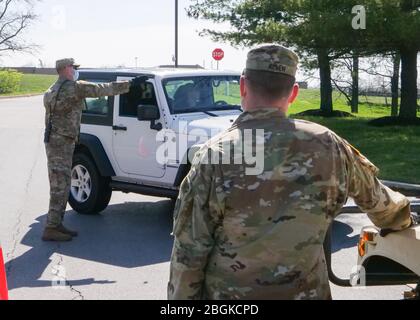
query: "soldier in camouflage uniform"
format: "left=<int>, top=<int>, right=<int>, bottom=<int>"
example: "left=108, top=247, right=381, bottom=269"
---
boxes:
left=168, top=44, right=415, bottom=300
left=43, top=58, right=139, bottom=242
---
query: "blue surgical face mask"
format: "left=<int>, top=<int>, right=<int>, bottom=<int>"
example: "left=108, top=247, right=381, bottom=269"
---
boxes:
left=73, top=69, right=79, bottom=81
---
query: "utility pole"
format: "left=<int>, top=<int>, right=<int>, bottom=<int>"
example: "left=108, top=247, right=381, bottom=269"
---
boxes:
left=175, top=0, right=179, bottom=68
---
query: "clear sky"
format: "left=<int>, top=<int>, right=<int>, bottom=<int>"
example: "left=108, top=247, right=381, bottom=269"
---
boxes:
left=0, top=0, right=250, bottom=72
left=2, top=1, right=418, bottom=88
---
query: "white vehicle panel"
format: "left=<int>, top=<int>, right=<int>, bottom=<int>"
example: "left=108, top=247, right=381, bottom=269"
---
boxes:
left=359, top=226, right=420, bottom=276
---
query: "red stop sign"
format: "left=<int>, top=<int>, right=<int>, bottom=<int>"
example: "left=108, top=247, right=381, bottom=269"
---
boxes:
left=212, top=48, right=225, bottom=61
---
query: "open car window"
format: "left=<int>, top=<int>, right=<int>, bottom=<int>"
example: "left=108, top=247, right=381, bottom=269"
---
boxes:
left=119, top=82, right=158, bottom=118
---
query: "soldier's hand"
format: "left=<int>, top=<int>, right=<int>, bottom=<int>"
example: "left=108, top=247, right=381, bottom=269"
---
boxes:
left=380, top=214, right=418, bottom=237
left=130, top=76, right=149, bottom=90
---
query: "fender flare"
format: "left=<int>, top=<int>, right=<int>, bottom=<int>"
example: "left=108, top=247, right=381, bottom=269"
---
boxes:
left=76, top=133, right=116, bottom=177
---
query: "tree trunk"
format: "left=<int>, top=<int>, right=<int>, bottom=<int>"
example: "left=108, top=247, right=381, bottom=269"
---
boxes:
left=399, top=47, right=418, bottom=119
left=351, top=55, right=359, bottom=113
left=391, top=53, right=401, bottom=117
left=318, top=50, right=333, bottom=114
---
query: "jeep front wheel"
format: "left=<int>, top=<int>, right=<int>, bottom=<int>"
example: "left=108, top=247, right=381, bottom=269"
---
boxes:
left=69, top=153, right=112, bottom=215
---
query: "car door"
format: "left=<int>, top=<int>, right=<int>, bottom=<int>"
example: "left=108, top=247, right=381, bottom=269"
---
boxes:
left=112, top=76, right=165, bottom=178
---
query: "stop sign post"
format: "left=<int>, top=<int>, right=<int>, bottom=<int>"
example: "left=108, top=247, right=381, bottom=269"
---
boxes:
left=212, top=48, right=224, bottom=70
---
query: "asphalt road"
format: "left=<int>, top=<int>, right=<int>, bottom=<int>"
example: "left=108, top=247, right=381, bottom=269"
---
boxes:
left=0, top=96, right=414, bottom=300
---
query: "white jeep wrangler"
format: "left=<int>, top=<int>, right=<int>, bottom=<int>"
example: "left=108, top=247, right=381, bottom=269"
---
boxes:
left=70, top=68, right=242, bottom=214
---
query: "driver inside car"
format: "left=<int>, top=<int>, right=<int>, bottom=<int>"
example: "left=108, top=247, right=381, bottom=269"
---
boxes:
left=173, top=83, right=200, bottom=110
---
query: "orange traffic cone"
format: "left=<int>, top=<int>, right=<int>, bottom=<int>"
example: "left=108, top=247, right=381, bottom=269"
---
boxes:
left=0, top=242, right=8, bottom=300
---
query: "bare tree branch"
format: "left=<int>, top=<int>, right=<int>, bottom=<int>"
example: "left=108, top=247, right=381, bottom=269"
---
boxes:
left=330, top=57, right=355, bottom=106
left=359, top=56, right=397, bottom=79
left=331, top=77, right=352, bottom=105
left=0, top=0, right=13, bottom=22
left=0, top=0, right=37, bottom=57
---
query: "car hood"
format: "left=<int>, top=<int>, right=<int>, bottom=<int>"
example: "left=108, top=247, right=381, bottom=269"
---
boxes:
left=176, top=112, right=241, bottom=138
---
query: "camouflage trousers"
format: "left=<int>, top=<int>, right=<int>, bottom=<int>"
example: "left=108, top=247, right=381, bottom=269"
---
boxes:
left=45, top=133, right=76, bottom=228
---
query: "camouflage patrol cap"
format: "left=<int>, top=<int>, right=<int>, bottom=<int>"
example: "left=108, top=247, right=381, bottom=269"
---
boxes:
left=246, top=44, right=299, bottom=77
left=55, top=58, right=80, bottom=70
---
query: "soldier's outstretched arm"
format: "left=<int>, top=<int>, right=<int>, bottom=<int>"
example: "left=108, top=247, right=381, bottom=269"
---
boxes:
left=339, top=137, right=412, bottom=231
left=75, top=80, right=130, bottom=99
left=168, top=149, right=222, bottom=300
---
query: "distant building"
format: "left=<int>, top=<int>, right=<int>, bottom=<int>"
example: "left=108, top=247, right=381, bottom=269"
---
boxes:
left=297, top=81, right=308, bottom=89
left=6, top=67, right=56, bottom=75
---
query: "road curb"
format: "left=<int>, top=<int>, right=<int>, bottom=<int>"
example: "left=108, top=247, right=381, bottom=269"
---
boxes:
left=0, top=94, right=42, bottom=100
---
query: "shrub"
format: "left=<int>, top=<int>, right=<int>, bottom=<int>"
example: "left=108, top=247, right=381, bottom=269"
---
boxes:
left=0, top=69, right=23, bottom=94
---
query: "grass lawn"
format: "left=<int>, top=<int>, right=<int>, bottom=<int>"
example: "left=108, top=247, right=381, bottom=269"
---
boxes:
left=290, top=89, right=420, bottom=184
left=291, top=88, right=420, bottom=118
left=0, top=74, right=57, bottom=97
left=1, top=76, right=418, bottom=183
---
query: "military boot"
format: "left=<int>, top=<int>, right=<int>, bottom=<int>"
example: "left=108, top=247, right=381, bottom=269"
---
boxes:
left=42, top=227, right=73, bottom=242
left=57, top=224, right=78, bottom=237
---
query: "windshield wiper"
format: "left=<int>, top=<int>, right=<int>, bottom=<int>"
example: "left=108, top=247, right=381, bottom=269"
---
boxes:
left=175, top=108, right=218, bottom=117
left=213, top=105, right=243, bottom=112
left=231, top=105, right=244, bottom=112
left=202, top=110, right=218, bottom=117
left=176, top=106, right=242, bottom=116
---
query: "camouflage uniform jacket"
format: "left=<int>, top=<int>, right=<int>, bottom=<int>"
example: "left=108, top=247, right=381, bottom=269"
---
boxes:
left=168, top=108, right=412, bottom=300
left=44, top=78, right=130, bottom=140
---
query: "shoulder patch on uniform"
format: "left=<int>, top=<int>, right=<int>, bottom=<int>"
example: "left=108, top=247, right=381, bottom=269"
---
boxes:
left=347, top=142, right=361, bottom=157
left=344, top=141, right=379, bottom=175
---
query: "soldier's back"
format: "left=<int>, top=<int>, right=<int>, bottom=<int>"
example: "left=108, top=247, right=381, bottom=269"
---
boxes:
left=202, top=108, right=347, bottom=300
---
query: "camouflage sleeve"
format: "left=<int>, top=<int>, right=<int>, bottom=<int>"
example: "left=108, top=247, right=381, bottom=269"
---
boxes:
left=338, top=137, right=412, bottom=231
left=75, top=80, right=130, bottom=99
left=168, top=148, right=223, bottom=300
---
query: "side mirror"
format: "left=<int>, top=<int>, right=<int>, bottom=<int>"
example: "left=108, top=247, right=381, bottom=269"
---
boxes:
left=137, top=105, right=162, bottom=131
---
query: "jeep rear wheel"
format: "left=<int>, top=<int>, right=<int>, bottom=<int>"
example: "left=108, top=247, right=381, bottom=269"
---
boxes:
left=69, top=153, right=112, bottom=215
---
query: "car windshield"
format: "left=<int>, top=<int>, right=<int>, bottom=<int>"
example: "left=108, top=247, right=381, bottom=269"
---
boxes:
left=163, top=76, right=241, bottom=114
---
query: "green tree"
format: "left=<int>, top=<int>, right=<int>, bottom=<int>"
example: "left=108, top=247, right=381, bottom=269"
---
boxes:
left=0, top=69, right=22, bottom=93
left=292, top=0, right=419, bottom=118
left=188, top=0, right=367, bottom=115
left=188, top=0, right=419, bottom=118
left=363, top=0, right=419, bottom=119
left=360, top=54, right=402, bottom=116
